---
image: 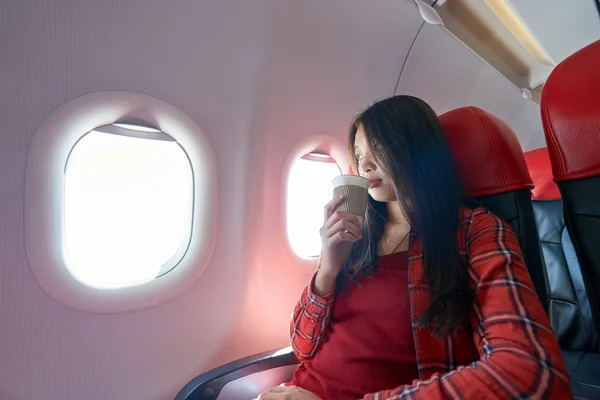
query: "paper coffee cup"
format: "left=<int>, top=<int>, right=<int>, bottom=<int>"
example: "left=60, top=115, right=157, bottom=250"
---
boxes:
left=332, top=175, right=370, bottom=225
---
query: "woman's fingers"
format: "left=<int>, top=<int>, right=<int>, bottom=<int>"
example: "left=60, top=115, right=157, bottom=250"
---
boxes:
left=327, top=218, right=362, bottom=239
left=256, top=388, right=280, bottom=399
left=328, top=230, right=361, bottom=245
left=323, top=210, right=361, bottom=230
left=324, top=195, right=345, bottom=222
left=258, top=386, right=322, bottom=400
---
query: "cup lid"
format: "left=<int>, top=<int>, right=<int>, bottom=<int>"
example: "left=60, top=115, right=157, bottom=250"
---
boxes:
left=332, top=174, right=369, bottom=189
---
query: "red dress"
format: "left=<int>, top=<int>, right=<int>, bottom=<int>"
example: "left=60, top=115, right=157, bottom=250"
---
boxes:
left=289, top=251, right=419, bottom=400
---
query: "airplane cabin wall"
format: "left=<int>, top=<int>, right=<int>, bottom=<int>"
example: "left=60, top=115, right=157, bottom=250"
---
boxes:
left=397, top=23, right=548, bottom=151
left=0, top=1, right=546, bottom=399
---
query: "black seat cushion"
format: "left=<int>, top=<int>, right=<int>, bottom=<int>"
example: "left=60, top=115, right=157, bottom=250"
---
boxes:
left=533, top=198, right=600, bottom=399
left=559, top=177, right=600, bottom=340
left=533, top=199, right=598, bottom=351
left=562, top=350, right=600, bottom=399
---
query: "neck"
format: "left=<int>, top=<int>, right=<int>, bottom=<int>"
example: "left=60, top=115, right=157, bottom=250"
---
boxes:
left=386, top=201, right=408, bottom=226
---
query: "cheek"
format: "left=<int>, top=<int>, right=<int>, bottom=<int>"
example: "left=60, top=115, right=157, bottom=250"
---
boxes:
left=383, top=176, right=395, bottom=189
left=383, top=178, right=397, bottom=197
left=357, top=162, right=366, bottom=176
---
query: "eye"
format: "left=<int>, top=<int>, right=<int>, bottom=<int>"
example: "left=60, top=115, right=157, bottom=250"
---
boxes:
left=355, top=153, right=363, bottom=161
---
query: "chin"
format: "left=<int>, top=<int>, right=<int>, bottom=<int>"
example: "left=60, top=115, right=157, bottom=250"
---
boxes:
left=368, top=187, right=395, bottom=203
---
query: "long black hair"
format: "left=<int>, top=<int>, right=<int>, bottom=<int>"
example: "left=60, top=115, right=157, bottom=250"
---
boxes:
left=342, top=95, right=474, bottom=337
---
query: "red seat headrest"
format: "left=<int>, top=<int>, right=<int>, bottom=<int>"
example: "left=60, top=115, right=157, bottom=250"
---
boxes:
left=524, top=148, right=561, bottom=200
left=439, top=106, right=533, bottom=197
left=541, top=40, right=600, bottom=182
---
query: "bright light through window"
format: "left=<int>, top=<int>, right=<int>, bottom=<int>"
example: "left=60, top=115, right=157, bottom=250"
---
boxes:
left=286, top=157, right=341, bottom=259
left=64, top=130, right=193, bottom=289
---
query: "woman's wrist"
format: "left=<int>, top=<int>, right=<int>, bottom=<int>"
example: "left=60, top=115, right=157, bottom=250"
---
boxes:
left=313, top=268, right=337, bottom=297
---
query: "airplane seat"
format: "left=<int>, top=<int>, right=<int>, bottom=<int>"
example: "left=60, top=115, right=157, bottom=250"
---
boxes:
left=540, top=39, right=600, bottom=397
left=438, top=106, right=549, bottom=315
left=524, top=147, right=600, bottom=399
left=525, top=148, right=599, bottom=349
left=174, top=106, right=548, bottom=400
left=541, top=39, right=600, bottom=336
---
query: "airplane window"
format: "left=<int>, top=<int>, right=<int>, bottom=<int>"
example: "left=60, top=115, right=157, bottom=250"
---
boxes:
left=25, top=91, right=216, bottom=313
left=64, top=125, right=193, bottom=289
left=286, top=153, right=341, bottom=259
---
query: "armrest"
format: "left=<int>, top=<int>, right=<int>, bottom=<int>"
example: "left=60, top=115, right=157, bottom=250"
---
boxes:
left=174, top=347, right=300, bottom=400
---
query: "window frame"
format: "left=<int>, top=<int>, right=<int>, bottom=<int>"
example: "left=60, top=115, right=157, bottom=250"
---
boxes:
left=279, top=134, right=350, bottom=272
left=24, top=91, right=217, bottom=313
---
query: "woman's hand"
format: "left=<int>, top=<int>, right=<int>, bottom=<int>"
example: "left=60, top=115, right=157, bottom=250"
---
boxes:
left=258, top=385, right=322, bottom=400
left=314, top=195, right=363, bottom=296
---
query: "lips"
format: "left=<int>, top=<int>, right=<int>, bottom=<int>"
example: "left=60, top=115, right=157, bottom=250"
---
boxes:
left=368, top=179, right=382, bottom=189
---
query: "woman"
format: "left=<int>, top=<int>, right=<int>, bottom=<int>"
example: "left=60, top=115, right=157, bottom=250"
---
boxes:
left=260, top=96, right=570, bottom=400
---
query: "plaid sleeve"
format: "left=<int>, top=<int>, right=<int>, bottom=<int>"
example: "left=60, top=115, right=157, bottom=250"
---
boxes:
left=363, top=210, right=572, bottom=400
left=289, top=271, right=336, bottom=361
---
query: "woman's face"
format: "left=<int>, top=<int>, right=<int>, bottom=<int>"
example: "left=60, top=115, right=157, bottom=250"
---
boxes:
left=354, top=126, right=396, bottom=203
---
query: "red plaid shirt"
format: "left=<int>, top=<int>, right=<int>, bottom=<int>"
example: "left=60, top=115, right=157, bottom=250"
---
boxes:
left=289, top=207, right=571, bottom=399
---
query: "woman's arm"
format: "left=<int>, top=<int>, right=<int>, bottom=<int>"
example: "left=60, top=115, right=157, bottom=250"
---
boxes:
left=289, top=270, right=336, bottom=361
left=362, top=211, right=572, bottom=399
left=290, top=194, right=359, bottom=362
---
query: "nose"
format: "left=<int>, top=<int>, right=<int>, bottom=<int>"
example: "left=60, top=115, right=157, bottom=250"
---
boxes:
left=360, top=154, right=376, bottom=175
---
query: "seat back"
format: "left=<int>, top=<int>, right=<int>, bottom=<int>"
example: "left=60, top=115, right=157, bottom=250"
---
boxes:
left=541, top=39, right=600, bottom=340
left=525, top=148, right=598, bottom=351
left=439, top=107, right=549, bottom=315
